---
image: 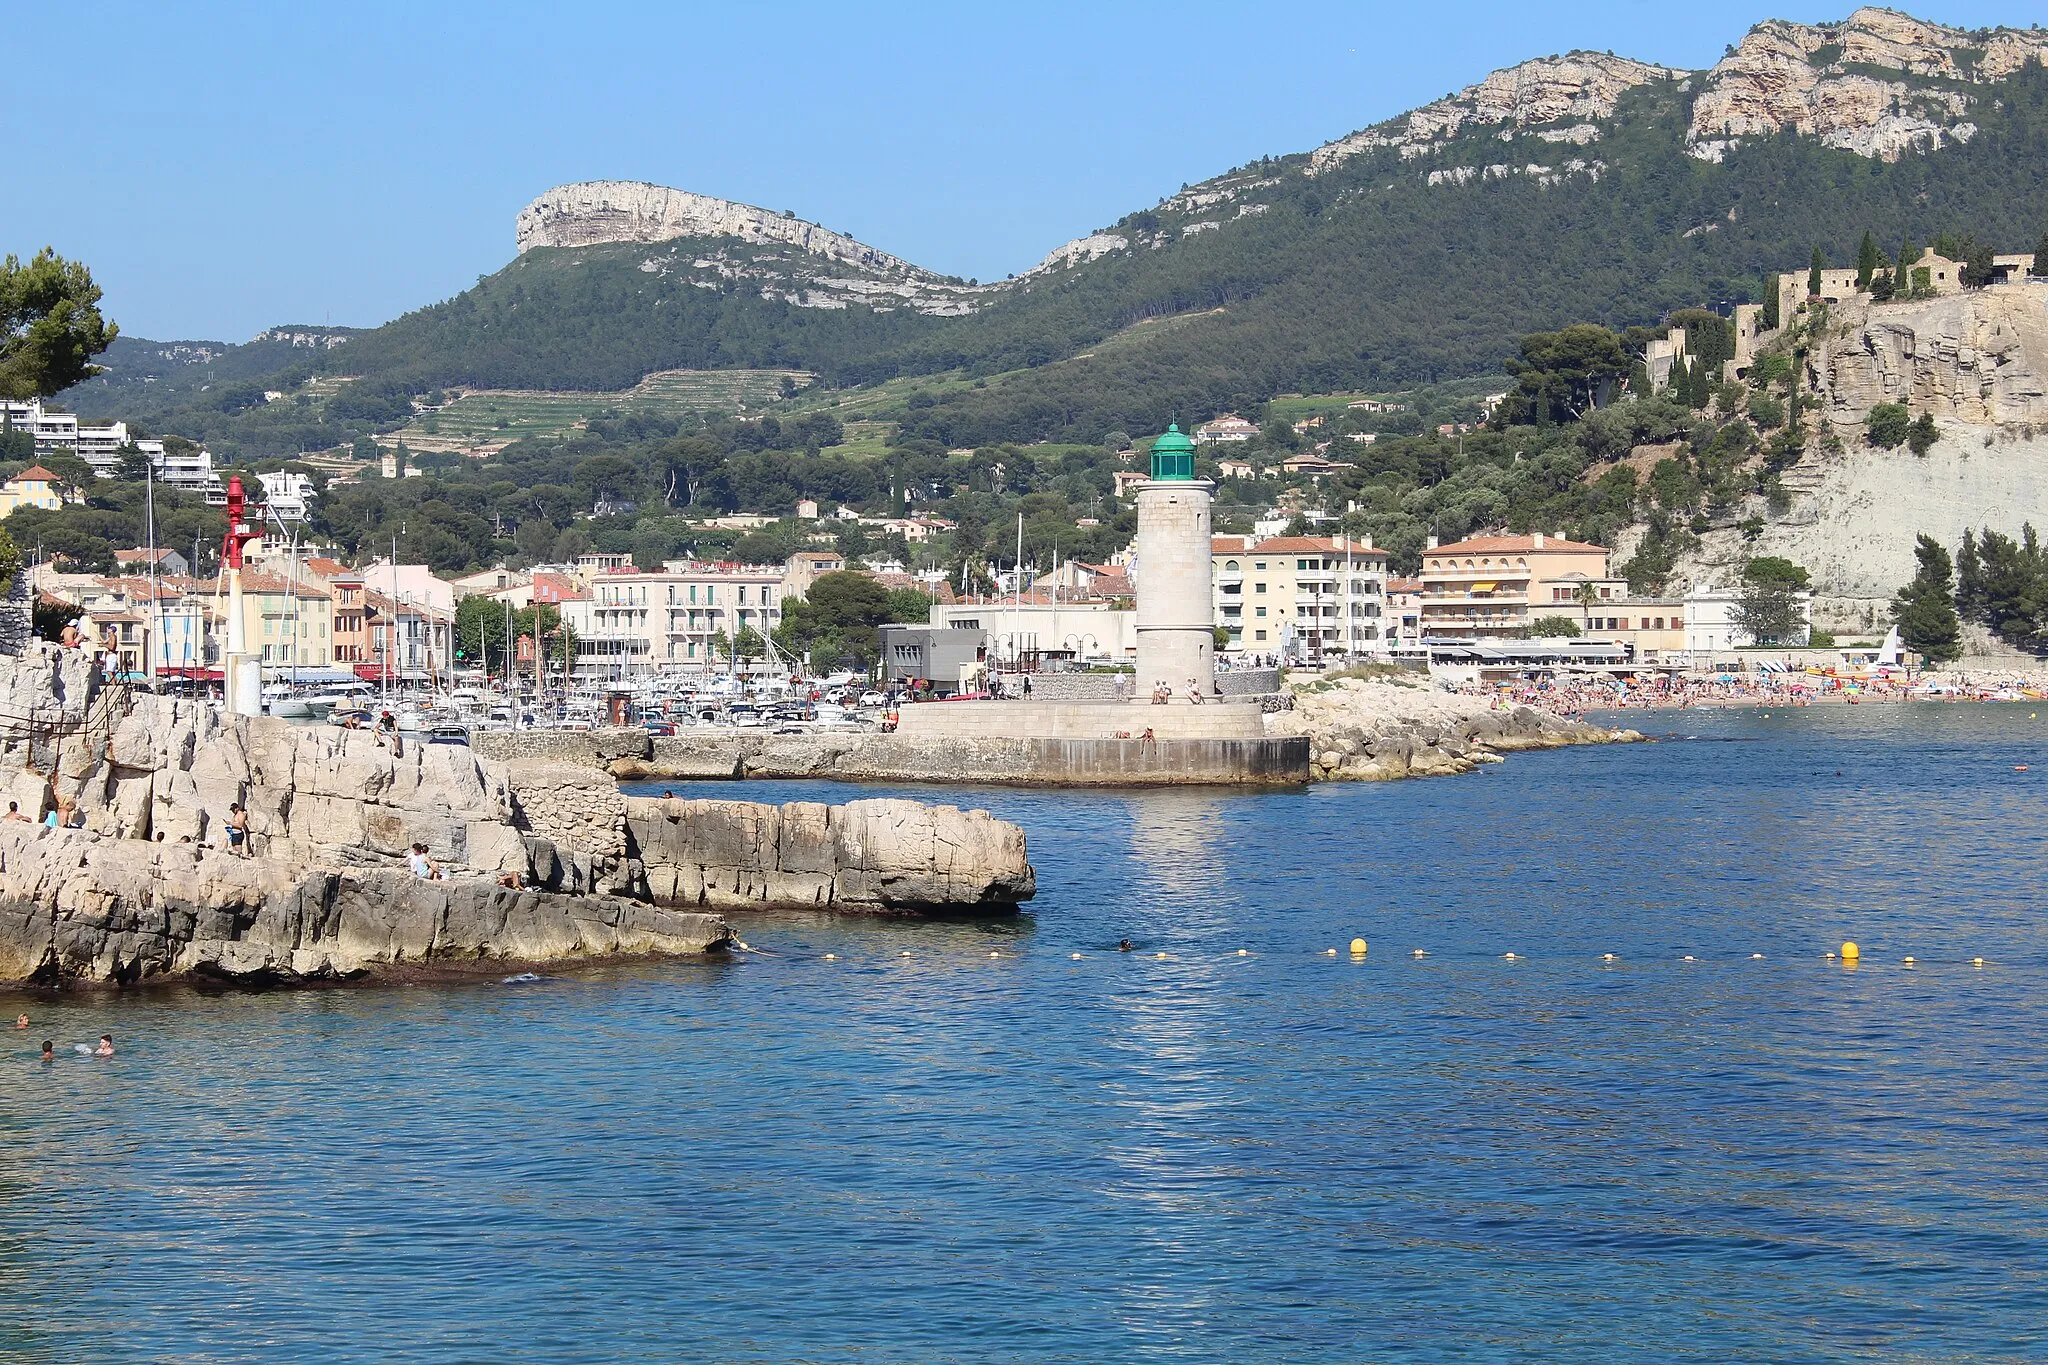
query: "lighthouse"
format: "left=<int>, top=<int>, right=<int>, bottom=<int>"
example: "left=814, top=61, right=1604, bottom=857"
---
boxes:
left=1132, top=424, right=1215, bottom=699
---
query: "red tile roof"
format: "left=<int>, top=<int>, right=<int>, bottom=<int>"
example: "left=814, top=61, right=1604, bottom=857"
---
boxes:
left=11, top=466, right=59, bottom=483
left=1430, top=534, right=1606, bottom=555
left=1251, top=536, right=1386, bottom=557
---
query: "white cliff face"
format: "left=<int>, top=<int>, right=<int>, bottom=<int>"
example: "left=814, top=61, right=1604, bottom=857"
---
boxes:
left=1309, top=52, right=1680, bottom=174
left=1688, top=9, right=2047, bottom=162
left=518, top=181, right=925, bottom=275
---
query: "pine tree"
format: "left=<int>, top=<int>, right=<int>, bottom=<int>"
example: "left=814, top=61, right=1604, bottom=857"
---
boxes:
left=1893, top=533, right=1963, bottom=662
left=1808, top=247, right=1825, bottom=297
left=1956, top=529, right=1983, bottom=620
left=1856, top=231, right=1882, bottom=290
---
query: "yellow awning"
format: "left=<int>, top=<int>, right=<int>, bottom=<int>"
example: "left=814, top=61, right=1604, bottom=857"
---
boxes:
left=1468, top=581, right=1497, bottom=593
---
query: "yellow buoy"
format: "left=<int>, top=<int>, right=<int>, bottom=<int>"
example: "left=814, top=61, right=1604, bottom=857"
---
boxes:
left=1503, top=952, right=1518, bottom=961
left=900, top=950, right=912, bottom=957
left=989, top=951, right=1001, bottom=958
left=1973, top=957, right=1985, bottom=966
left=1412, top=949, right=1427, bottom=958
left=824, top=953, right=837, bottom=961
left=1325, top=948, right=1338, bottom=956
left=1155, top=952, right=1168, bottom=959
left=1349, top=938, right=1368, bottom=955
left=1683, top=955, right=1696, bottom=962
left=1751, top=953, right=1765, bottom=960
left=1840, top=941, right=1860, bottom=962
left=1903, top=956, right=1916, bottom=966
left=1071, top=953, right=1083, bottom=960
left=1237, top=948, right=1249, bottom=956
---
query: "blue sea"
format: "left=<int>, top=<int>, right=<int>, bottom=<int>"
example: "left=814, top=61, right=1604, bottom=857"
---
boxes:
left=6, top=705, right=2048, bottom=1363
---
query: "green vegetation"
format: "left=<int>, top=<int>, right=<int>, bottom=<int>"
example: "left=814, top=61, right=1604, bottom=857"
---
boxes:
left=1866, top=403, right=1911, bottom=449
left=1733, top=556, right=1811, bottom=647
left=772, top=570, right=934, bottom=671
left=1528, top=615, right=1583, bottom=637
left=1, top=249, right=116, bottom=399
left=1907, top=412, right=1939, bottom=455
left=1956, top=526, right=2048, bottom=652
left=1893, top=533, right=1962, bottom=662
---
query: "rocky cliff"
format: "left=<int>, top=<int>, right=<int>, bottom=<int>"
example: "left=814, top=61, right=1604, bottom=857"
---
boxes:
left=0, top=646, right=1035, bottom=983
left=1814, top=283, right=2048, bottom=428
left=1688, top=8, right=2048, bottom=161
left=517, top=181, right=924, bottom=272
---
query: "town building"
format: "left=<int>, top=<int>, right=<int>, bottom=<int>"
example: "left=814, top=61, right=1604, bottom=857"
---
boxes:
left=0, top=465, right=70, bottom=515
left=877, top=625, right=986, bottom=694
left=1683, top=582, right=1813, bottom=651
left=928, top=595, right=1135, bottom=666
left=1385, top=577, right=1425, bottom=652
left=1419, top=533, right=1625, bottom=640
left=780, top=550, right=845, bottom=601
left=1192, top=414, right=1259, bottom=444
left=257, top=471, right=316, bottom=523
left=562, top=563, right=786, bottom=678
left=1213, top=535, right=1388, bottom=659
left=113, top=547, right=190, bottom=578
left=0, top=400, right=224, bottom=500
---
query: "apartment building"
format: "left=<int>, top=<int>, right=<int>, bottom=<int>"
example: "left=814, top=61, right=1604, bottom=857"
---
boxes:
left=564, top=563, right=786, bottom=678
left=0, top=399, right=224, bottom=500
left=1213, top=535, right=1389, bottom=659
left=1419, top=533, right=1627, bottom=640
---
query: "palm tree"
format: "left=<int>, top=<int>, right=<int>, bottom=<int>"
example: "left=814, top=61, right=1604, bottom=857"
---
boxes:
left=1575, top=579, right=1601, bottom=633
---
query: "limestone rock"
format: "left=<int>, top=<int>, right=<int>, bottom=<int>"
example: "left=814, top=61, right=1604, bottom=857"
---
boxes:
left=517, top=181, right=926, bottom=275
left=1269, top=676, right=1630, bottom=782
left=627, top=795, right=1034, bottom=914
left=1818, top=287, right=2048, bottom=427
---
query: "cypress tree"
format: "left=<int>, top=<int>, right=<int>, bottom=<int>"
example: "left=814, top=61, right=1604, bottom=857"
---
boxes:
left=1761, top=274, right=1780, bottom=328
left=1856, top=231, right=1882, bottom=290
left=1893, top=533, right=1963, bottom=662
left=1808, top=247, right=1825, bottom=297
left=1895, top=239, right=1916, bottom=295
left=1956, top=529, right=1984, bottom=620
left=2033, top=233, right=2048, bottom=278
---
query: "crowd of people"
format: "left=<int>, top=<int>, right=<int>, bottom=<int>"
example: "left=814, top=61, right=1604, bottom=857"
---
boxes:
left=1474, top=668, right=2047, bottom=719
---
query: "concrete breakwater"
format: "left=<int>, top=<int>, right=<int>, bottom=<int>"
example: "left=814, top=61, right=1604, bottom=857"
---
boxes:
left=475, top=726, right=1313, bottom=787
left=0, top=644, right=1035, bottom=985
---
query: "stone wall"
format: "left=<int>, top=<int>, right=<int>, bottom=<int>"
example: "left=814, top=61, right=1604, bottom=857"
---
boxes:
left=1215, top=668, right=1282, bottom=697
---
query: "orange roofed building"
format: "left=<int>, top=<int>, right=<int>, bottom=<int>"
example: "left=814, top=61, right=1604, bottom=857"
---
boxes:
left=1418, top=532, right=1628, bottom=640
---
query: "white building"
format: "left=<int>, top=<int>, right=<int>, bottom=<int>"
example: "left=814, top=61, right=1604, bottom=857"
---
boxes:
left=1192, top=414, right=1259, bottom=444
left=257, top=471, right=317, bottom=522
left=1684, top=583, right=1814, bottom=651
left=0, top=398, right=223, bottom=501
left=359, top=561, right=456, bottom=615
left=929, top=598, right=1135, bottom=665
left=562, top=563, right=786, bottom=678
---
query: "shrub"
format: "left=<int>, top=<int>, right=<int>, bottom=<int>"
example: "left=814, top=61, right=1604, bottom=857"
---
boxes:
left=1866, top=403, right=1911, bottom=449
left=1529, top=615, right=1583, bottom=637
left=1907, top=412, right=1938, bottom=456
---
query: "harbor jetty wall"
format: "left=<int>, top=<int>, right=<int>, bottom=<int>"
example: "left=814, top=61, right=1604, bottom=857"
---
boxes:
left=474, top=723, right=1313, bottom=787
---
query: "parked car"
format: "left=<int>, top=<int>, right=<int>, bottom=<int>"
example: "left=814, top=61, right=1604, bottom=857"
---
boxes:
left=857, top=691, right=887, bottom=707
left=642, top=721, right=677, bottom=737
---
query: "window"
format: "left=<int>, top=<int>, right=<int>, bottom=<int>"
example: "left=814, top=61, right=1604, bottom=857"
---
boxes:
left=1255, top=583, right=1267, bottom=594
left=1254, top=630, right=1267, bottom=641
left=1254, top=562, right=1266, bottom=570
left=1255, top=606, right=1266, bottom=617
left=1600, top=587, right=1612, bottom=599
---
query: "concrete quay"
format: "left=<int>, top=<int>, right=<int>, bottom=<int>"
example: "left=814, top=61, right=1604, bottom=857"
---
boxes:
left=474, top=707, right=1312, bottom=788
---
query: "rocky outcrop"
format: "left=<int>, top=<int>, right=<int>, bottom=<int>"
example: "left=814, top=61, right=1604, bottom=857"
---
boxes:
left=0, top=826, right=728, bottom=984
left=1310, top=52, right=1679, bottom=173
left=1688, top=9, right=2046, bottom=162
left=1816, top=285, right=2048, bottom=427
left=517, top=181, right=926, bottom=274
left=1265, top=676, right=1637, bottom=781
left=627, top=796, right=1034, bottom=915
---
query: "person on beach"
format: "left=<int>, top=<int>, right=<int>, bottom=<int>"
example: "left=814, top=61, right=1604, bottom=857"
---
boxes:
left=223, top=804, right=250, bottom=856
left=94, top=1035, right=113, bottom=1057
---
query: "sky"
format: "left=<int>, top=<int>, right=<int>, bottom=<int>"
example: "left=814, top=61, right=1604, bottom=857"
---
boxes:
left=5, top=1, right=2042, bottom=342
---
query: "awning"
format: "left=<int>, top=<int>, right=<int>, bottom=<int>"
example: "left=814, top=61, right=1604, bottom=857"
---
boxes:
left=1469, top=582, right=1497, bottom=593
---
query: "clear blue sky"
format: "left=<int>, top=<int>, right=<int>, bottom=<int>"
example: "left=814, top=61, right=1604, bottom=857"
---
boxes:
left=6, top=1, right=2040, bottom=342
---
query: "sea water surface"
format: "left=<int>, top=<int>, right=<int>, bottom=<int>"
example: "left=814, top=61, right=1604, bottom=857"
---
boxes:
left=5, top=705, right=2048, bottom=1363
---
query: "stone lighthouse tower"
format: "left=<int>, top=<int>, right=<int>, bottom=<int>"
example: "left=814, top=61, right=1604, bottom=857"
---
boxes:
left=1132, top=423, right=1215, bottom=698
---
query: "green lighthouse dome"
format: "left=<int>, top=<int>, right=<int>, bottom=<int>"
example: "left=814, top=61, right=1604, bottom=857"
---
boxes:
left=1148, top=423, right=1196, bottom=481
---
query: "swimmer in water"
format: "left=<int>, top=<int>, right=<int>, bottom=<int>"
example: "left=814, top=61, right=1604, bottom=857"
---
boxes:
left=1118, top=939, right=1134, bottom=952
left=94, top=1034, right=113, bottom=1057
left=41, top=1039, right=53, bottom=1061
left=14, top=1013, right=26, bottom=1029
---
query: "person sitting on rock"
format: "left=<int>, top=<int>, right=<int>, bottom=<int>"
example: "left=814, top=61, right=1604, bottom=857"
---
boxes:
left=2, top=802, right=26, bottom=822
left=223, top=804, right=250, bottom=856
left=407, top=842, right=442, bottom=881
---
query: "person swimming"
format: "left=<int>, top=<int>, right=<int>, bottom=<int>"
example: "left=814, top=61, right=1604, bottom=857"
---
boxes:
left=40, top=1039, right=53, bottom=1062
left=94, top=1034, right=113, bottom=1057
left=14, top=1013, right=26, bottom=1029
left=1118, top=939, right=1135, bottom=952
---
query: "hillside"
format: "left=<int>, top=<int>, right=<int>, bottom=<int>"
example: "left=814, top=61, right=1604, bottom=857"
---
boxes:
left=60, top=7, right=2048, bottom=454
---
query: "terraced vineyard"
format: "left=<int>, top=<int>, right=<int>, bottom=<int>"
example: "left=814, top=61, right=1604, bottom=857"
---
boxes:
left=386, top=368, right=816, bottom=453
